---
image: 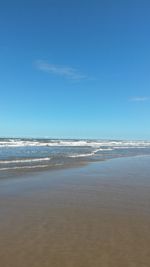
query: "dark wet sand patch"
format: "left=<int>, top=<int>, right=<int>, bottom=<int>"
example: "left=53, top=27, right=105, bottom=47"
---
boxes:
left=0, top=156, right=150, bottom=267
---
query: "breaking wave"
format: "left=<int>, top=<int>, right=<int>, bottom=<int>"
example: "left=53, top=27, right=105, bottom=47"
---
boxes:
left=1, top=138, right=150, bottom=173
left=0, top=139, right=150, bottom=148
left=0, top=157, right=51, bottom=164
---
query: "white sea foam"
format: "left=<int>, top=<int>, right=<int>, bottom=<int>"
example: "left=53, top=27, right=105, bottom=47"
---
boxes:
left=68, top=147, right=113, bottom=158
left=68, top=153, right=95, bottom=158
left=0, top=157, right=51, bottom=164
left=0, top=139, right=150, bottom=148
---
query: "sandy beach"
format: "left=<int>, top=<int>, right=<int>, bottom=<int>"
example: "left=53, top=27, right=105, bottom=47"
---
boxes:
left=0, top=156, right=150, bottom=267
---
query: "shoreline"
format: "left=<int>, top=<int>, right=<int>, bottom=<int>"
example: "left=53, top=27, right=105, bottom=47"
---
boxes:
left=0, top=153, right=150, bottom=181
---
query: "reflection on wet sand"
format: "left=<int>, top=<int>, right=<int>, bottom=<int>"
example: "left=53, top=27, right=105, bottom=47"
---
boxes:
left=0, top=156, right=150, bottom=267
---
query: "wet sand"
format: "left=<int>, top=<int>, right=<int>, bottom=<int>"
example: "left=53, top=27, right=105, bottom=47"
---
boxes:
left=0, top=156, right=150, bottom=267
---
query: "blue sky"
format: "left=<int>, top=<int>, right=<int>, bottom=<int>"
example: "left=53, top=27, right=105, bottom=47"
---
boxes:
left=0, top=0, right=150, bottom=139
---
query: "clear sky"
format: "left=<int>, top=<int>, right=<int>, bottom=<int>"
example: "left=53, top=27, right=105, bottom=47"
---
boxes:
left=0, top=0, right=150, bottom=139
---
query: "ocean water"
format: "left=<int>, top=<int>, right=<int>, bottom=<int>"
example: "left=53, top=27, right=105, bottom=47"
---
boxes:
left=0, top=138, right=150, bottom=172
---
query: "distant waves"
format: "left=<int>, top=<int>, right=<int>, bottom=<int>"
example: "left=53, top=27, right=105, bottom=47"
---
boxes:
left=1, top=138, right=150, bottom=148
left=0, top=138, right=150, bottom=172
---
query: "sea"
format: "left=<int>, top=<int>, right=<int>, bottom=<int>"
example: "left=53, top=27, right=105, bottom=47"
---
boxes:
left=0, top=138, right=150, bottom=173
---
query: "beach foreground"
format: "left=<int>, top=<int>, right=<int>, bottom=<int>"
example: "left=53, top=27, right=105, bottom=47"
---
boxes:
left=0, top=156, right=150, bottom=267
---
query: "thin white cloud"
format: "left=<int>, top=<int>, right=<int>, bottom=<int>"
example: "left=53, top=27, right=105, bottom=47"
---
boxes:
left=130, top=97, right=150, bottom=102
left=35, top=60, right=87, bottom=81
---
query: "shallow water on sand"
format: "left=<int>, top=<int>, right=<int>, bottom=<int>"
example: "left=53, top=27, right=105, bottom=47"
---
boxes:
left=0, top=156, right=150, bottom=267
